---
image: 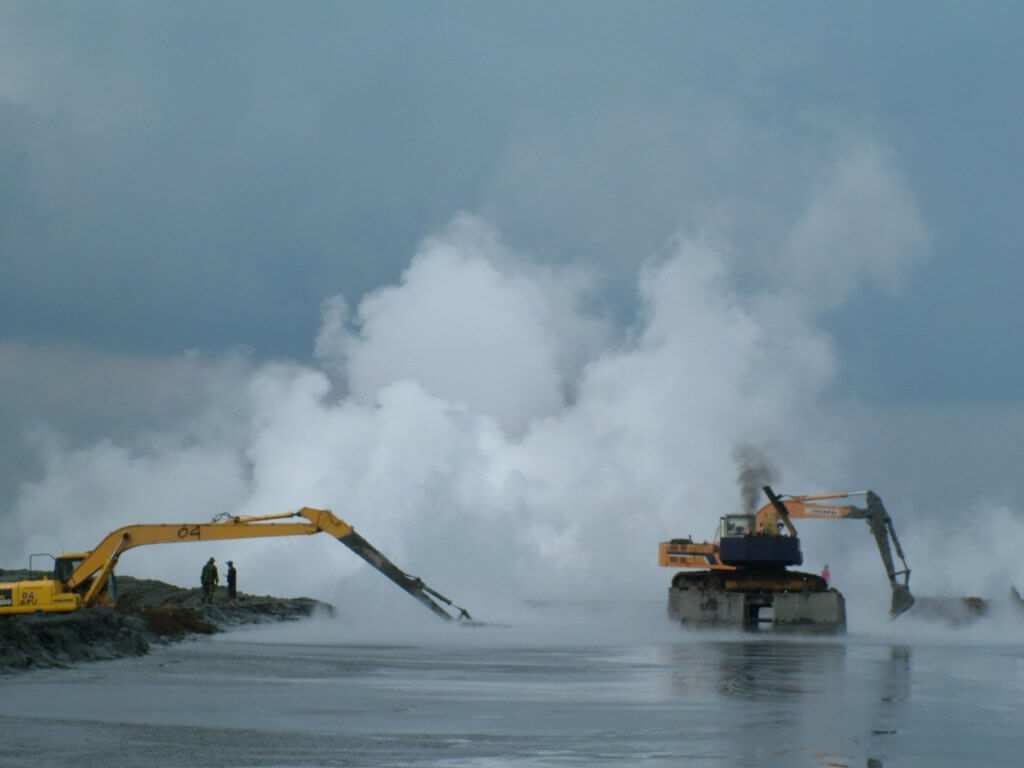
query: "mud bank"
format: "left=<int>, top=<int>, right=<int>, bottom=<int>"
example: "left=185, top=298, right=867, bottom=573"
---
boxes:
left=0, top=572, right=332, bottom=673
left=906, top=587, right=1024, bottom=627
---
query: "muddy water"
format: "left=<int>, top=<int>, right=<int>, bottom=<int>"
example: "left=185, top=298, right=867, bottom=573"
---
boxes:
left=0, top=610, right=1019, bottom=767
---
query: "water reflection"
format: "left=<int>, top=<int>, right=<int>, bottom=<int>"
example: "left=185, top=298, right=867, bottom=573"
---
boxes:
left=657, top=639, right=912, bottom=768
left=715, top=639, right=847, bottom=701
left=861, top=645, right=911, bottom=768
left=660, top=637, right=847, bottom=700
left=878, top=645, right=911, bottom=705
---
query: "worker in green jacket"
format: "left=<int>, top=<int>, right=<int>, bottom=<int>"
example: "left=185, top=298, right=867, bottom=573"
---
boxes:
left=201, top=557, right=219, bottom=603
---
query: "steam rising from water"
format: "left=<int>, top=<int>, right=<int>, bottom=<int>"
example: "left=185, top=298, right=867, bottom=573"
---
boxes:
left=10, top=149, right=1015, bottom=633
left=9, top=214, right=839, bottom=615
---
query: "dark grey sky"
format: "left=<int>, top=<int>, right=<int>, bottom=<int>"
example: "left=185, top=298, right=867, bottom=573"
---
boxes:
left=3, top=2, right=1020, bottom=407
left=2, top=1, right=1023, bottom=540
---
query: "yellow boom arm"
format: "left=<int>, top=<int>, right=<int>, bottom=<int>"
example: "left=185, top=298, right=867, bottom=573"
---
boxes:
left=62, top=507, right=471, bottom=621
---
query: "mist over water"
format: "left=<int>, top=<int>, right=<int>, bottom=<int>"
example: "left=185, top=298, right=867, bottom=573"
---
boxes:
left=3, top=606, right=1020, bottom=768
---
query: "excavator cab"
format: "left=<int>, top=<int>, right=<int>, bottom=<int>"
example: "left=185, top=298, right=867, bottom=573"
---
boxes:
left=721, top=515, right=754, bottom=537
left=53, top=552, right=115, bottom=603
left=54, top=554, right=87, bottom=583
left=718, top=514, right=803, bottom=568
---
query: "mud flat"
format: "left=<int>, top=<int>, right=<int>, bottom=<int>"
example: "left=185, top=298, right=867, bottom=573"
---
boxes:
left=907, top=595, right=989, bottom=626
left=0, top=571, right=332, bottom=673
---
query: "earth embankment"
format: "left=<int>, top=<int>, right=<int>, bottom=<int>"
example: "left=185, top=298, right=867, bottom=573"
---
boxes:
left=0, top=572, right=332, bottom=672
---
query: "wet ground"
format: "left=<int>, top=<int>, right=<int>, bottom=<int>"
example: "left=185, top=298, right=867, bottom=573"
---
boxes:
left=1, top=606, right=1020, bottom=768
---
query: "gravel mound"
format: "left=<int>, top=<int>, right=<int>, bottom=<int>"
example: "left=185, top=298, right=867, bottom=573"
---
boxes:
left=0, top=572, right=333, bottom=673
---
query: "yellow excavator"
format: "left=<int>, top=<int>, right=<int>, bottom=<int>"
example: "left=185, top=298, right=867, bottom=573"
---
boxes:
left=0, top=507, right=474, bottom=622
left=659, top=485, right=913, bottom=629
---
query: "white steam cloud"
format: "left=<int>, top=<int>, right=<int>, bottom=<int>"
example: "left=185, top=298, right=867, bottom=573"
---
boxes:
left=11, top=146, right=1010, bottom=631
left=780, top=141, right=929, bottom=308
left=314, top=214, right=608, bottom=435
left=3, top=214, right=837, bottom=619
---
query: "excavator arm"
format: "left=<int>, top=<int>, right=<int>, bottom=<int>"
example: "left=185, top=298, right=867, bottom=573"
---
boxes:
left=859, top=491, right=914, bottom=617
left=64, top=507, right=472, bottom=621
left=755, top=488, right=914, bottom=617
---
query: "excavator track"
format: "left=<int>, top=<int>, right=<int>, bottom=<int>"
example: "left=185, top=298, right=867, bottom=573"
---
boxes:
left=671, top=569, right=828, bottom=594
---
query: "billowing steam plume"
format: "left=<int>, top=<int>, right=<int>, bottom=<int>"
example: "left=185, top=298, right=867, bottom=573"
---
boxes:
left=6, top=145, right=975, bottom=628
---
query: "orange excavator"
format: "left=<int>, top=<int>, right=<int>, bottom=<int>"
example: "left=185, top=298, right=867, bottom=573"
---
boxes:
left=0, top=506, right=474, bottom=622
left=659, top=486, right=913, bottom=626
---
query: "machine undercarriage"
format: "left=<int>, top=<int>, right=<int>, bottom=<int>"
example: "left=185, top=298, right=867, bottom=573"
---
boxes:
left=667, top=567, right=844, bottom=631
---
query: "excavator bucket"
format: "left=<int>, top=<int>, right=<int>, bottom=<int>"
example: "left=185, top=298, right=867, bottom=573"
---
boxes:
left=890, top=584, right=914, bottom=618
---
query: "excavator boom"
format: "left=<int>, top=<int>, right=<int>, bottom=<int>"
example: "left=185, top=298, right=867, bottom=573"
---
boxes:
left=753, top=488, right=914, bottom=617
left=1, top=507, right=473, bottom=622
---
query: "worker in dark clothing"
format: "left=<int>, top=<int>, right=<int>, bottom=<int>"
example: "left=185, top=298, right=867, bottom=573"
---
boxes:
left=227, top=560, right=237, bottom=604
left=201, top=557, right=219, bottom=603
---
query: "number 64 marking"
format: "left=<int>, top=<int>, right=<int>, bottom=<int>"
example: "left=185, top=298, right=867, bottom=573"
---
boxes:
left=177, top=526, right=201, bottom=539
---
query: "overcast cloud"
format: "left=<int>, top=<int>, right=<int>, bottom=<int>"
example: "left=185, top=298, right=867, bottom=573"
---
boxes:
left=1, top=2, right=1022, bottom=616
